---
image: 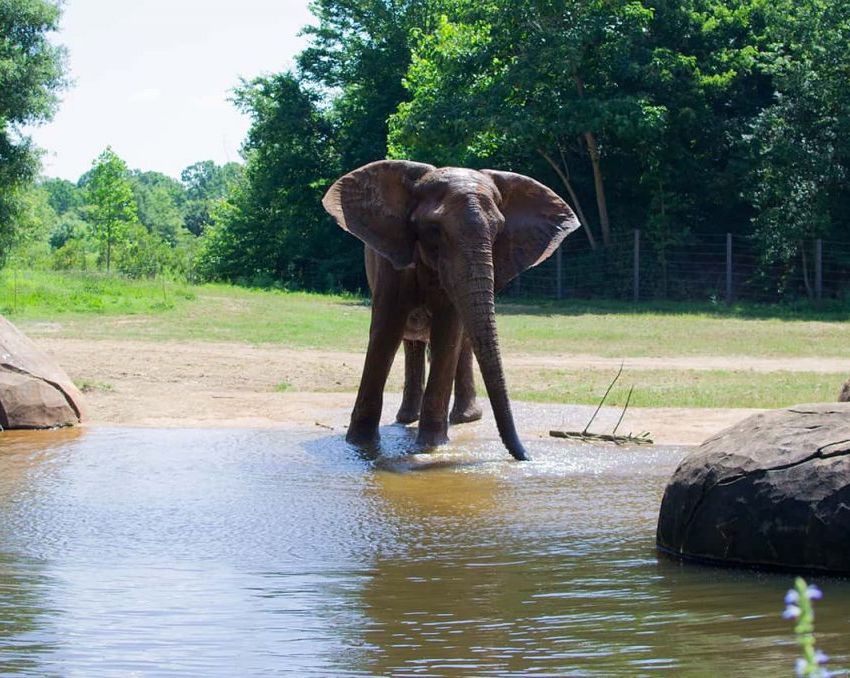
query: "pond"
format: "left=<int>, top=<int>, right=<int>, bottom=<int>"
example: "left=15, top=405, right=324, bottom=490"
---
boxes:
left=0, top=425, right=848, bottom=675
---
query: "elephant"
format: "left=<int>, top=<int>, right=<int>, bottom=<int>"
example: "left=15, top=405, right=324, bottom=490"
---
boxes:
left=323, top=161, right=578, bottom=460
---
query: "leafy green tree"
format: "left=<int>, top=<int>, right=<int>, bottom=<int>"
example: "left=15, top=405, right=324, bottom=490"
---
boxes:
left=197, top=73, right=359, bottom=288
left=0, top=0, right=66, bottom=267
left=85, top=148, right=139, bottom=271
left=48, top=211, right=88, bottom=250
left=130, top=170, right=187, bottom=245
left=41, top=177, right=83, bottom=215
left=749, top=0, right=850, bottom=297
left=390, top=1, right=659, bottom=248
left=390, top=0, right=773, bottom=255
left=180, top=160, right=242, bottom=235
left=114, top=222, right=174, bottom=278
left=200, top=1, right=438, bottom=288
left=3, top=183, right=56, bottom=268
left=298, top=0, right=435, bottom=171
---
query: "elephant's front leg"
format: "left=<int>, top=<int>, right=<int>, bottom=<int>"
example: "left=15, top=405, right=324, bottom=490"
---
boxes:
left=450, top=336, right=483, bottom=424
left=417, top=306, right=463, bottom=448
left=396, top=340, right=426, bottom=424
left=347, top=305, right=407, bottom=446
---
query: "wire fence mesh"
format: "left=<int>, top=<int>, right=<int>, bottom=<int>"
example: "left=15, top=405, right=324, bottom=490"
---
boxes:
left=506, top=231, right=850, bottom=305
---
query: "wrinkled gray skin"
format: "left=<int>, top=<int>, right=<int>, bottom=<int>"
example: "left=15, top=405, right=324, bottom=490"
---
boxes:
left=323, top=161, right=578, bottom=460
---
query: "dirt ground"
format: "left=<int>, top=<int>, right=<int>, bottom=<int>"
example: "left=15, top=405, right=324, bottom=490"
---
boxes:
left=31, top=337, right=783, bottom=446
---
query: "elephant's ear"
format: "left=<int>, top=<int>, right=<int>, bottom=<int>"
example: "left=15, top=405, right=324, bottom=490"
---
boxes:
left=482, top=170, right=580, bottom=290
left=323, top=160, right=436, bottom=269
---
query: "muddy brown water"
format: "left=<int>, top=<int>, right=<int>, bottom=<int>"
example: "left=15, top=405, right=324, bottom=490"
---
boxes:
left=0, top=425, right=848, bottom=676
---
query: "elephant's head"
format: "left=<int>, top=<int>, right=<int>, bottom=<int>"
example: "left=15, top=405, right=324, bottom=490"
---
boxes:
left=323, top=160, right=579, bottom=460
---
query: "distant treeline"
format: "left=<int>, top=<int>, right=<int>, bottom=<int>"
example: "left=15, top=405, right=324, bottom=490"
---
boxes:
left=3, top=0, right=849, bottom=299
left=8, top=150, right=242, bottom=280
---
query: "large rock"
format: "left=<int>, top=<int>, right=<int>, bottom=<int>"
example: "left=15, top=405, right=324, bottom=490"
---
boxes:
left=0, top=316, right=85, bottom=429
left=839, top=378, right=850, bottom=402
left=657, top=404, right=850, bottom=574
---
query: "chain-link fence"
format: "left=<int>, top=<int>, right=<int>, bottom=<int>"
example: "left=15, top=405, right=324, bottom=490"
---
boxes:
left=508, top=231, right=850, bottom=304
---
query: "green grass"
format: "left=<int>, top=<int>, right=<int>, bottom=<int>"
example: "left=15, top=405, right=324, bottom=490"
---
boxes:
left=496, top=300, right=850, bottom=358
left=5, top=270, right=850, bottom=359
left=507, top=368, right=844, bottom=409
left=3, top=270, right=370, bottom=349
left=3, top=270, right=847, bottom=408
left=0, top=269, right=195, bottom=316
left=75, top=379, right=115, bottom=394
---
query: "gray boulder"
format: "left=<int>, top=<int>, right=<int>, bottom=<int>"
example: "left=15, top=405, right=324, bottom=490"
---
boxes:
left=839, top=378, right=850, bottom=402
left=657, top=403, right=850, bottom=574
left=0, top=315, right=85, bottom=429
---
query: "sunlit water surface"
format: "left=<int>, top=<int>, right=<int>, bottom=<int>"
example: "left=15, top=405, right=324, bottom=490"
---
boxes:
left=0, top=426, right=848, bottom=676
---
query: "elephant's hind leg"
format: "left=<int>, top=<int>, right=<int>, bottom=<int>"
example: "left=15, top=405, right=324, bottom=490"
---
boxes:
left=396, top=340, right=426, bottom=424
left=450, top=337, right=483, bottom=424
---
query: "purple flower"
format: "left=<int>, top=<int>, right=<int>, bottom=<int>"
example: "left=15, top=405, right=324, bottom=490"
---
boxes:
left=807, top=585, right=823, bottom=601
left=786, top=589, right=801, bottom=605
left=784, top=604, right=802, bottom=619
left=796, top=657, right=808, bottom=676
left=815, top=650, right=829, bottom=665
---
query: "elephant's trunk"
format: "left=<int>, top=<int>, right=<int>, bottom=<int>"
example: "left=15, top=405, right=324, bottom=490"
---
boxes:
left=455, top=263, right=528, bottom=461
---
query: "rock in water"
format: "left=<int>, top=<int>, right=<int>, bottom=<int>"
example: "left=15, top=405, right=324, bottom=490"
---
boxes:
left=0, top=315, right=85, bottom=429
left=657, top=403, right=850, bottom=574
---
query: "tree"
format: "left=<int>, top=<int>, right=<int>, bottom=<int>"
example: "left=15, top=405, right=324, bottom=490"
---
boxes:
left=749, top=0, right=850, bottom=297
left=180, top=160, right=242, bottom=235
left=130, top=170, right=187, bottom=245
left=298, top=0, right=435, bottom=171
left=85, top=148, right=139, bottom=271
left=390, top=1, right=659, bottom=249
left=389, top=0, right=774, bottom=266
left=3, top=183, right=57, bottom=268
left=41, top=177, right=83, bottom=215
left=0, top=0, right=66, bottom=267
left=197, top=73, right=350, bottom=287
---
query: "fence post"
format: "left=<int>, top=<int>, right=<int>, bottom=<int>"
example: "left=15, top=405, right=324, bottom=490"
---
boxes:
left=815, top=238, right=823, bottom=302
left=726, top=233, right=733, bottom=305
left=633, top=229, right=640, bottom=303
left=555, top=245, right=563, bottom=300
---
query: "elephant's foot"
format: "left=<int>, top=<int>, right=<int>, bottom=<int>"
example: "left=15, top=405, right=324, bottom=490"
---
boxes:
left=449, top=399, right=483, bottom=424
left=346, top=423, right=380, bottom=447
left=395, top=400, right=422, bottom=425
left=416, top=423, right=449, bottom=449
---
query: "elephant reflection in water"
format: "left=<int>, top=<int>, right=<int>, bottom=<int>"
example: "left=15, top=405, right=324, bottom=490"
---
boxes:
left=335, top=465, right=539, bottom=675
left=323, top=161, right=578, bottom=460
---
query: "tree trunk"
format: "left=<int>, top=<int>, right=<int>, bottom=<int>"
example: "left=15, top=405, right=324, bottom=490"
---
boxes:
left=573, top=75, right=612, bottom=247
left=583, top=131, right=611, bottom=247
left=537, top=148, right=597, bottom=250
left=801, top=241, right=813, bottom=300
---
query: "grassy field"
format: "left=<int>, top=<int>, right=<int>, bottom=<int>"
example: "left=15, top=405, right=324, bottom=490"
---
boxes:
left=4, top=270, right=849, bottom=357
left=2, top=270, right=847, bottom=409
left=508, top=368, right=842, bottom=410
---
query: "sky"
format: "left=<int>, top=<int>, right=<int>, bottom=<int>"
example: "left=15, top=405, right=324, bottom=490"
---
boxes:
left=28, top=0, right=313, bottom=181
